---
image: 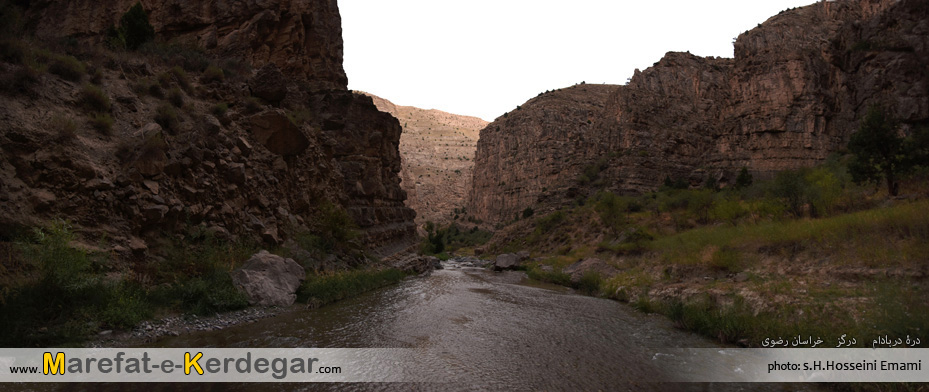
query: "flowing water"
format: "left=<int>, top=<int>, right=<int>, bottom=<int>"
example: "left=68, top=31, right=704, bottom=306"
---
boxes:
left=149, top=260, right=816, bottom=391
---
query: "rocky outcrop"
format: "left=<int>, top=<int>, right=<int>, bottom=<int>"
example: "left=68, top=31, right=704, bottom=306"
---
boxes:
left=470, top=85, right=618, bottom=223
left=231, top=250, right=305, bottom=307
left=470, top=0, right=929, bottom=224
left=0, top=0, right=416, bottom=258
left=364, top=93, right=488, bottom=227
left=26, top=0, right=347, bottom=90
left=563, top=258, right=618, bottom=284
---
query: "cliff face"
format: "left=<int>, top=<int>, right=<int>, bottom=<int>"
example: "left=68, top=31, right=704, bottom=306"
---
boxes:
left=1, top=1, right=415, bottom=257
left=26, top=0, right=347, bottom=90
left=364, top=93, right=487, bottom=227
left=470, top=0, right=929, bottom=224
left=470, top=85, right=619, bottom=223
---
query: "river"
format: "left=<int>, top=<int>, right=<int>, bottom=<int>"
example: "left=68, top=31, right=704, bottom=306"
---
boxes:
left=149, top=259, right=815, bottom=391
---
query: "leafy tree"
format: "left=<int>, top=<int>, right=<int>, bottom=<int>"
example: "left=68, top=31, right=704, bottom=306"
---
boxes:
left=902, top=126, right=929, bottom=170
left=108, top=2, right=155, bottom=51
left=848, top=106, right=905, bottom=196
left=772, top=169, right=809, bottom=217
left=734, top=167, right=753, bottom=189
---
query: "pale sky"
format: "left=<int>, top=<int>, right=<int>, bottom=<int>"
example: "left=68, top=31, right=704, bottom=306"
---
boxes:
left=341, top=0, right=818, bottom=122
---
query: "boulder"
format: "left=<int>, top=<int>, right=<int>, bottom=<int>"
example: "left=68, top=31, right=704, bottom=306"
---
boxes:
left=248, top=64, right=289, bottom=104
left=427, top=256, right=442, bottom=270
left=516, top=251, right=530, bottom=262
left=391, top=253, right=435, bottom=274
left=247, top=110, right=310, bottom=156
left=562, top=258, right=619, bottom=284
left=493, top=253, right=520, bottom=271
left=230, top=250, right=306, bottom=307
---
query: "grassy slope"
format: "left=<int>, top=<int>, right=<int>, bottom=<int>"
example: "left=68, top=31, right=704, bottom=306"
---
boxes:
left=499, top=191, right=928, bottom=348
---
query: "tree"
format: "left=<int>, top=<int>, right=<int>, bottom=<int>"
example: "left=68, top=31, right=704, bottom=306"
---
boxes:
left=109, top=2, right=155, bottom=51
left=848, top=106, right=904, bottom=196
left=734, top=167, right=753, bottom=189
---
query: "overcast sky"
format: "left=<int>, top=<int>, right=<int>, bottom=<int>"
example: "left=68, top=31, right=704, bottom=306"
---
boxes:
left=341, top=0, right=818, bottom=121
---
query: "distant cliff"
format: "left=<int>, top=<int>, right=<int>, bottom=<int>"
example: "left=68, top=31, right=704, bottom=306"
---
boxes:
left=469, top=0, right=928, bottom=224
left=364, top=93, right=487, bottom=227
left=0, top=0, right=416, bottom=257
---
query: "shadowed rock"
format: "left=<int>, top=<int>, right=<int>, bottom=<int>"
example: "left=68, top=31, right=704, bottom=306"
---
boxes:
left=247, top=110, right=310, bottom=156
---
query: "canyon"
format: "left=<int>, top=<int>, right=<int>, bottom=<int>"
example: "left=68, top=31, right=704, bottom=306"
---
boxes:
left=364, top=93, right=487, bottom=228
left=469, top=0, right=929, bottom=224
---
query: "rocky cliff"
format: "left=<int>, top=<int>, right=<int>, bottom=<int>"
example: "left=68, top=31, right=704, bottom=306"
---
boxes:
left=0, top=1, right=415, bottom=258
left=364, top=93, right=487, bottom=227
left=26, top=0, right=347, bottom=91
left=470, top=85, right=619, bottom=224
left=470, top=0, right=929, bottom=224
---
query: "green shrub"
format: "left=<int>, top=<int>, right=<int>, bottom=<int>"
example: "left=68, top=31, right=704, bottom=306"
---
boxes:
left=201, top=65, right=225, bottom=83
left=168, top=66, right=190, bottom=91
left=48, top=54, right=86, bottom=81
left=526, top=266, right=572, bottom=286
left=578, top=157, right=609, bottom=185
left=154, top=103, right=178, bottom=133
left=131, top=78, right=161, bottom=98
left=89, top=66, right=104, bottom=85
left=535, top=211, right=566, bottom=234
left=97, top=281, right=151, bottom=328
left=158, top=66, right=190, bottom=91
left=734, top=167, right=753, bottom=189
left=575, top=271, right=603, bottom=296
left=89, top=113, right=114, bottom=135
left=593, top=191, right=627, bottom=234
left=771, top=169, right=810, bottom=217
left=80, top=83, right=111, bottom=112
left=286, top=108, right=313, bottom=126
left=211, top=102, right=228, bottom=117
left=522, top=207, right=535, bottom=219
left=167, top=86, right=184, bottom=107
left=51, top=114, right=77, bottom=141
left=296, top=269, right=405, bottom=307
left=159, top=272, right=248, bottom=316
left=686, top=189, right=715, bottom=224
left=711, top=197, right=746, bottom=225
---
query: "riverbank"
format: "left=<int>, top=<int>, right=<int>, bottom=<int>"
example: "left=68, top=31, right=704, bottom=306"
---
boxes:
left=485, top=199, right=928, bottom=349
left=0, top=217, right=425, bottom=347
left=88, top=266, right=419, bottom=347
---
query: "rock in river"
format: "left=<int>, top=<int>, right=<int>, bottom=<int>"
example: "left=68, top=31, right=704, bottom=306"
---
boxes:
left=230, top=250, right=306, bottom=307
left=493, top=253, right=521, bottom=271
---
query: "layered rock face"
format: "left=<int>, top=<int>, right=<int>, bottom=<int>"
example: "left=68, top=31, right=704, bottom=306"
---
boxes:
left=364, top=93, right=487, bottom=227
left=1, top=1, right=415, bottom=257
left=470, top=0, right=929, bottom=224
left=27, top=0, right=347, bottom=90
left=470, top=85, right=618, bottom=223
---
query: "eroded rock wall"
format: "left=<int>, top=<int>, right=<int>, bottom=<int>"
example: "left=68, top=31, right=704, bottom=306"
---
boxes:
left=1, top=0, right=416, bottom=258
left=26, top=0, right=347, bottom=90
left=470, top=0, right=929, bottom=224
